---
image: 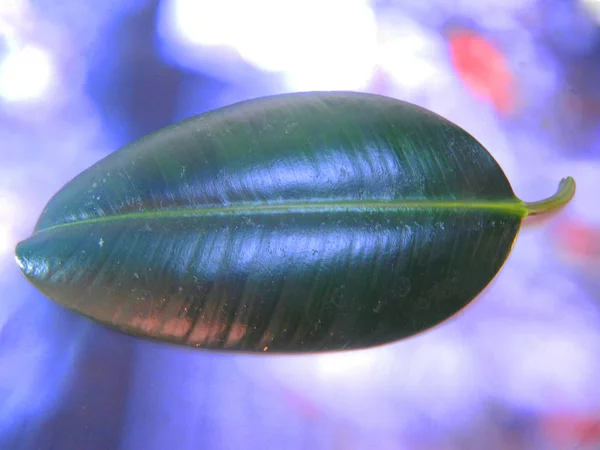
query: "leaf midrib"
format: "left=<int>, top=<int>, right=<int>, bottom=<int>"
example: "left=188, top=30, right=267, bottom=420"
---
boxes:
left=34, top=199, right=528, bottom=235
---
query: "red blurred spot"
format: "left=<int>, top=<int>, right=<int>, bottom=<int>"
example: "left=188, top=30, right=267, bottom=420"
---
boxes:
left=447, top=30, right=515, bottom=115
left=541, top=413, right=600, bottom=447
left=554, top=219, right=600, bottom=260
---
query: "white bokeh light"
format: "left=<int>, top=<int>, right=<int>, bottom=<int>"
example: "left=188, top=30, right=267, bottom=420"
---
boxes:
left=0, top=194, right=17, bottom=263
left=377, top=16, right=450, bottom=92
left=581, top=0, right=600, bottom=23
left=0, top=44, right=55, bottom=102
left=158, top=0, right=378, bottom=91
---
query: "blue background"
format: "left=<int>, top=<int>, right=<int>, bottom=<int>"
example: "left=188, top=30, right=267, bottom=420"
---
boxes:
left=1, top=1, right=600, bottom=449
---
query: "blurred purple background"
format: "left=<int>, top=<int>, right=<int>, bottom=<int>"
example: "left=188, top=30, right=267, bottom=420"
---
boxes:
left=1, top=1, right=600, bottom=449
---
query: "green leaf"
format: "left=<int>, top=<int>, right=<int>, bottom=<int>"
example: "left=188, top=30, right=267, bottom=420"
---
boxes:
left=15, top=92, right=575, bottom=353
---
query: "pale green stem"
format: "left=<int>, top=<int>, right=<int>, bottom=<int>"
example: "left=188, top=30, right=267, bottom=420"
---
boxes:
left=523, top=177, right=576, bottom=217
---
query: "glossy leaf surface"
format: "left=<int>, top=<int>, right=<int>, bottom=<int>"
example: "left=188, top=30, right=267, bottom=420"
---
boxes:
left=15, top=92, right=574, bottom=353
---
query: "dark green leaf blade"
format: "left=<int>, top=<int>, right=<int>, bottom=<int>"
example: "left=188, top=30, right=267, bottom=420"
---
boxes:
left=16, top=207, right=520, bottom=352
left=14, top=91, right=569, bottom=353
